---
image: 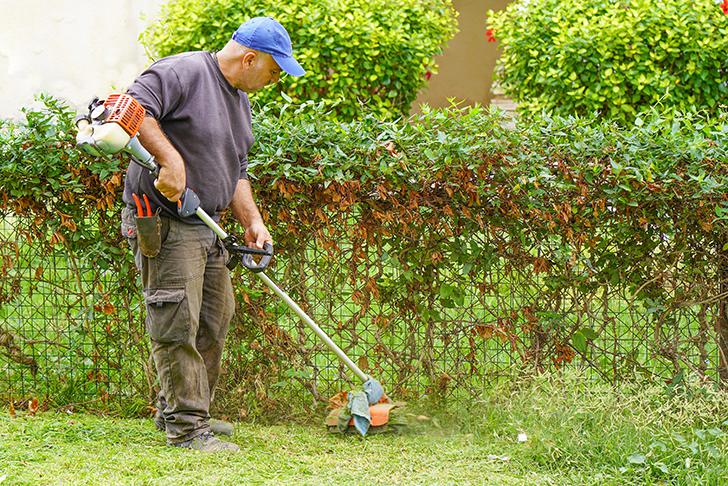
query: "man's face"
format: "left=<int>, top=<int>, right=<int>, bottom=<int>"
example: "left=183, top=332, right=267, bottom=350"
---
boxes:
left=237, top=52, right=282, bottom=92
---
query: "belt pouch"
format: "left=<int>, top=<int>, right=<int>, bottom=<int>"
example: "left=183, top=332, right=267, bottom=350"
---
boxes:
left=136, top=213, right=162, bottom=258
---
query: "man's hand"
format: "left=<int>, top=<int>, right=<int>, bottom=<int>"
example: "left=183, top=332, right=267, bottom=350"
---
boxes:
left=244, top=221, right=272, bottom=249
left=154, top=159, right=186, bottom=202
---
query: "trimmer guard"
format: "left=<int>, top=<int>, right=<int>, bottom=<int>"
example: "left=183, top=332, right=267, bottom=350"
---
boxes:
left=325, top=401, right=406, bottom=430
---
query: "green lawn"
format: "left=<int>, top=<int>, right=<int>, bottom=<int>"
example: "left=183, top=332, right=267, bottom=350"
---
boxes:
left=2, top=372, right=727, bottom=485
left=0, top=416, right=551, bottom=485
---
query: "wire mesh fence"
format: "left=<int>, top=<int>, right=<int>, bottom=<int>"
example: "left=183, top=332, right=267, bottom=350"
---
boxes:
left=0, top=214, right=151, bottom=409
left=0, top=210, right=724, bottom=417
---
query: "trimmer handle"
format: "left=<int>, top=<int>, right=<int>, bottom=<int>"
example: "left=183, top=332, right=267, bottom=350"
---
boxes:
left=242, top=242, right=274, bottom=273
left=173, top=190, right=275, bottom=273
left=223, top=236, right=274, bottom=272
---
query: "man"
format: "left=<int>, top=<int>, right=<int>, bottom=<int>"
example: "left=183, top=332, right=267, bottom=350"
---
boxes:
left=120, top=17, right=305, bottom=452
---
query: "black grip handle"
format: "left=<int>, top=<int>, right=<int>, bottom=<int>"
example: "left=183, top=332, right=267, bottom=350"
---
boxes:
left=242, top=242, right=274, bottom=273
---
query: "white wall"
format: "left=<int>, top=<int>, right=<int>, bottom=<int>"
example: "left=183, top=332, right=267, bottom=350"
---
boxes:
left=0, top=0, right=165, bottom=118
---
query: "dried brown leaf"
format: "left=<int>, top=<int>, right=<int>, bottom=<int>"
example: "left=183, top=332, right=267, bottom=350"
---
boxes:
left=28, top=397, right=39, bottom=416
left=357, top=355, right=369, bottom=372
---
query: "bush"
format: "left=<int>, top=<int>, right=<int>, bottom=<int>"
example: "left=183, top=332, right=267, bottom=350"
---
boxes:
left=487, top=0, right=728, bottom=124
left=140, top=0, right=458, bottom=120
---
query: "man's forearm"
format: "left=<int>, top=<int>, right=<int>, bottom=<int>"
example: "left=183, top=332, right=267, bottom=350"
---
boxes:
left=137, top=116, right=186, bottom=201
left=137, top=117, right=184, bottom=168
left=230, top=179, right=264, bottom=228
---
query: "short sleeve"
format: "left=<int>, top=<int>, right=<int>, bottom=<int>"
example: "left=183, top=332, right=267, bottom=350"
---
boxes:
left=126, top=60, right=184, bottom=120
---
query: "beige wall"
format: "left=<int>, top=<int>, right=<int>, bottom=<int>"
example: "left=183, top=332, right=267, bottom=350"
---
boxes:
left=0, top=0, right=164, bottom=118
left=412, top=0, right=511, bottom=113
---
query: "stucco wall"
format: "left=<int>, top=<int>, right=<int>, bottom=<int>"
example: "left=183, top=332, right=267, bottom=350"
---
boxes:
left=413, top=0, right=511, bottom=113
left=0, top=0, right=164, bottom=118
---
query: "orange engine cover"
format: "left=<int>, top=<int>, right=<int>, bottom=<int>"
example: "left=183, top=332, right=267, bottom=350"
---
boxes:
left=103, top=94, right=146, bottom=137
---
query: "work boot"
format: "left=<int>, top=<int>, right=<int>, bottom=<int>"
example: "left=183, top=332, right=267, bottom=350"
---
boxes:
left=155, top=413, right=234, bottom=436
left=170, top=432, right=240, bottom=452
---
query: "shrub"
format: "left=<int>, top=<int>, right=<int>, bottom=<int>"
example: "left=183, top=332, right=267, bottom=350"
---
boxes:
left=140, top=0, right=458, bottom=120
left=487, top=0, right=728, bottom=124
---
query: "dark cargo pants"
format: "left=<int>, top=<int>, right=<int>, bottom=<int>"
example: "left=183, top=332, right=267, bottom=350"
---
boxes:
left=122, top=207, right=235, bottom=443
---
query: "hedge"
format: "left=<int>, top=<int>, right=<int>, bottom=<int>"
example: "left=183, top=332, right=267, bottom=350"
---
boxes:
left=1, top=97, right=728, bottom=414
left=487, top=0, right=728, bottom=124
left=140, top=0, right=458, bottom=121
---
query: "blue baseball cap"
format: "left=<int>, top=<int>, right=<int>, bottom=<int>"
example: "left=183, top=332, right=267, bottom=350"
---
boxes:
left=232, top=17, right=305, bottom=77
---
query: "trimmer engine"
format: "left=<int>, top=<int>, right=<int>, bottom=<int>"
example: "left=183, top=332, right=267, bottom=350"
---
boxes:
left=75, top=94, right=158, bottom=175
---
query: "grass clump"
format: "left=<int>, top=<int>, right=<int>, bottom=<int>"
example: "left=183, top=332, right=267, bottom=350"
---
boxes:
left=448, top=371, right=728, bottom=484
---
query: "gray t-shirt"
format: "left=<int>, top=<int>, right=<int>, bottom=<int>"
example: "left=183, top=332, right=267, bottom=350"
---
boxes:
left=123, top=51, right=254, bottom=223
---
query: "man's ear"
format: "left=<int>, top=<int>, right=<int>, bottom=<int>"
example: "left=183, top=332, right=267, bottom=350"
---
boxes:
left=241, top=51, right=257, bottom=69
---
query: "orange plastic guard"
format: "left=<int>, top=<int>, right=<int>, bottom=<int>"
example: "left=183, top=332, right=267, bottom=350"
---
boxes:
left=103, top=94, right=146, bottom=137
left=325, top=402, right=402, bottom=428
left=367, top=402, right=397, bottom=427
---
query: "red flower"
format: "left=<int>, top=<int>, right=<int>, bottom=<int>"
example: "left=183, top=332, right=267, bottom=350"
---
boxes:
left=722, top=0, right=728, bottom=15
left=486, top=29, right=497, bottom=43
left=424, top=71, right=432, bottom=81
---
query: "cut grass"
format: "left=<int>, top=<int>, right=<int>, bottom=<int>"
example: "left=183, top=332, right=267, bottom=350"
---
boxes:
left=1, top=371, right=726, bottom=485
left=0, top=416, right=554, bottom=485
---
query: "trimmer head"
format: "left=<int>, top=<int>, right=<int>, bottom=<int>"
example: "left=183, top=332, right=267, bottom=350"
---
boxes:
left=325, top=400, right=408, bottom=435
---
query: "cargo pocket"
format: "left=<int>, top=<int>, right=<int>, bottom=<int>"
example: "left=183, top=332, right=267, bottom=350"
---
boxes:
left=143, top=288, right=190, bottom=343
left=121, top=206, right=137, bottom=240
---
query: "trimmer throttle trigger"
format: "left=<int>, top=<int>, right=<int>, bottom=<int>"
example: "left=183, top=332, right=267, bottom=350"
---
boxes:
left=177, top=188, right=201, bottom=217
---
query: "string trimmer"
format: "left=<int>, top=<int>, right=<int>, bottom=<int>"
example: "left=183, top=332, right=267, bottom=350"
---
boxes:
left=75, top=94, right=405, bottom=435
